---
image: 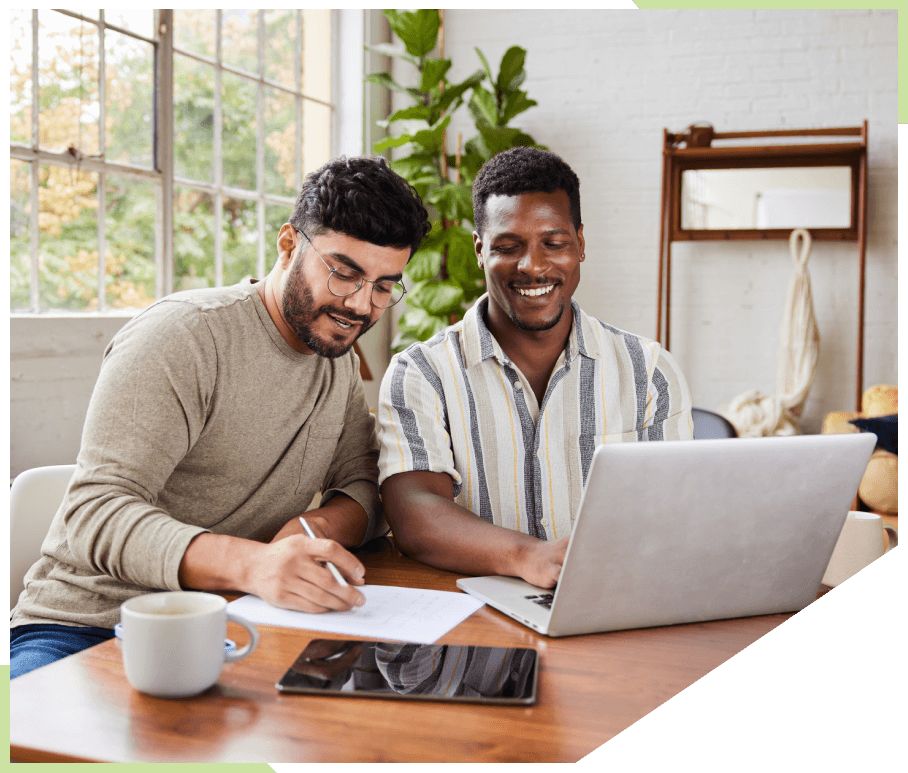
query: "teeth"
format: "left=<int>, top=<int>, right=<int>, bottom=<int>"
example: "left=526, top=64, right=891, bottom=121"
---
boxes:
left=331, top=316, right=352, bottom=329
left=517, top=285, right=554, bottom=297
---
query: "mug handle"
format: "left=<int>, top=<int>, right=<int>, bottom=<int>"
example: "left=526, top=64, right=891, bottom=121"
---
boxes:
left=883, top=526, right=898, bottom=553
left=225, top=612, right=259, bottom=663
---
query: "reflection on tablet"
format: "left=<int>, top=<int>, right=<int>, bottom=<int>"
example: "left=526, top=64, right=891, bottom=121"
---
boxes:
left=276, top=639, right=538, bottom=704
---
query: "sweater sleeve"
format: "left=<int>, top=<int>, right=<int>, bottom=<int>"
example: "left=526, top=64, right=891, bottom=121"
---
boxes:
left=52, top=302, right=218, bottom=591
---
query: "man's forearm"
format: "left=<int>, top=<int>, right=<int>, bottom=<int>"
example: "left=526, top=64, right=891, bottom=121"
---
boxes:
left=270, top=493, right=369, bottom=547
left=381, top=472, right=544, bottom=579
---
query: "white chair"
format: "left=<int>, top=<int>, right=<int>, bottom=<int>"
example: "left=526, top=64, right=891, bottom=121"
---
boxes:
left=9, top=464, right=77, bottom=610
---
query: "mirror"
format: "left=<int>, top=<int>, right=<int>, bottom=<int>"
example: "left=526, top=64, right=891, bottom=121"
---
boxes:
left=680, top=167, right=853, bottom=230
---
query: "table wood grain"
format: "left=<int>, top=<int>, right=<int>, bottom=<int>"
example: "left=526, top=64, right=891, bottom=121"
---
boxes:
left=10, top=540, right=792, bottom=763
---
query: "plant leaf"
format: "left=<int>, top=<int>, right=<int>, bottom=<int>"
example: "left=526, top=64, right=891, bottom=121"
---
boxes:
left=404, top=247, right=444, bottom=283
left=384, top=9, right=440, bottom=59
left=468, top=85, right=499, bottom=128
left=373, top=133, right=414, bottom=152
left=419, top=58, right=453, bottom=93
left=417, top=280, right=465, bottom=316
left=474, top=47, right=494, bottom=84
left=501, top=91, right=537, bottom=125
left=437, top=69, right=485, bottom=113
left=497, top=46, right=527, bottom=93
left=365, top=42, right=418, bottom=66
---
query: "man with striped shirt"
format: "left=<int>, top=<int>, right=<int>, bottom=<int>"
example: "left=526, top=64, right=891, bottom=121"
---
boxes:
left=377, top=147, right=692, bottom=588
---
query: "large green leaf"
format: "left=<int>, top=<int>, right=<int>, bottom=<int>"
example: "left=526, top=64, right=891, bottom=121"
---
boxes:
left=378, top=104, right=433, bottom=128
left=419, top=58, right=452, bottom=93
left=364, top=42, right=417, bottom=66
left=474, top=47, right=494, bottom=85
left=497, top=46, right=527, bottom=93
left=410, top=114, right=451, bottom=154
left=436, top=69, right=485, bottom=113
left=501, top=91, right=537, bottom=125
left=363, top=71, right=405, bottom=93
left=373, top=133, right=414, bottom=153
left=426, top=182, right=472, bottom=222
left=384, top=9, right=440, bottom=59
left=468, top=85, right=499, bottom=128
left=411, top=279, right=464, bottom=316
left=404, top=247, right=444, bottom=283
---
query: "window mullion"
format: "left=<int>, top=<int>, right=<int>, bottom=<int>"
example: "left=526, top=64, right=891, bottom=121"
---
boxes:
left=97, top=11, right=107, bottom=312
left=214, top=11, right=223, bottom=287
left=156, top=10, right=175, bottom=298
left=29, top=10, right=39, bottom=311
left=256, top=11, right=266, bottom=280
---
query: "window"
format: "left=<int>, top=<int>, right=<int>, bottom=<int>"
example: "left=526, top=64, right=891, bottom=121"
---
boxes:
left=9, top=9, right=334, bottom=313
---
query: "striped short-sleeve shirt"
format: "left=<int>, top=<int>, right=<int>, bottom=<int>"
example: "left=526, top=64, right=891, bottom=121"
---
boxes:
left=377, top=295, right=693, bottom=540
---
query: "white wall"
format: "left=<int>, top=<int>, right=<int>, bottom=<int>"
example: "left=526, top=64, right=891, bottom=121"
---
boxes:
left=443, top=9, right=898, bottom=431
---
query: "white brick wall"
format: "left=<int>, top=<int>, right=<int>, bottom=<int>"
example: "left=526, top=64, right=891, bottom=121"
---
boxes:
left=443, top=8, right=898, bottom=432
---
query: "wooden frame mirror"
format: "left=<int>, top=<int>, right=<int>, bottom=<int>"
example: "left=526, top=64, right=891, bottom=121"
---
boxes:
left=656, top=123, right=868, bottom=410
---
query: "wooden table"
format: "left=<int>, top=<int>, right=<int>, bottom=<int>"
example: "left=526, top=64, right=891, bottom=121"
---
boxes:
left=10, top=541, right=794, bottom=763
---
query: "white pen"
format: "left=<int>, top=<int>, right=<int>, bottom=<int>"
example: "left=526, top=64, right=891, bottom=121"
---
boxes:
left=298, top=516, right=349, bottom=588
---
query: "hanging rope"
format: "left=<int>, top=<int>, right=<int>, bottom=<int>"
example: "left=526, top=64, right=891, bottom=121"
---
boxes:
left=721, top=228, right=820, bottom=437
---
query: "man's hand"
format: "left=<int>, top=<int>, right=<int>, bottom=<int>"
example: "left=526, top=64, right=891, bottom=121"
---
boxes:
left=178, top=530, right=366, bottom=614
left=246, top=535, right=366, bottom=613
left=517, top=536, right=569, bottom=588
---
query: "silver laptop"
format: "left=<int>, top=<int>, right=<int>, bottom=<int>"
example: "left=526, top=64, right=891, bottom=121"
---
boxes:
left=457, top=433, right=876, bottom=637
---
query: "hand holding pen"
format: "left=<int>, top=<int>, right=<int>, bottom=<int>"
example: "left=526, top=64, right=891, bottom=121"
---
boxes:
left=299, top=516, right=350, bottom=588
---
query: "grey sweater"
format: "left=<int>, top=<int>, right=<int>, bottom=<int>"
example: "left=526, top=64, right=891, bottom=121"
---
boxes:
left=11, top=279, right=381, bottom=629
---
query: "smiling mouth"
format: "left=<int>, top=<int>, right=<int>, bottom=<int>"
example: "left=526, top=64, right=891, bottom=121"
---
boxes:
left=515, top=284, right=556, bottom=297
left=328, top=313, right=362, bottom=330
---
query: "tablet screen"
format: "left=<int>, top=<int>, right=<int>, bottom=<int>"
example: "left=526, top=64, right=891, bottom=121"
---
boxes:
left=276, top=639, right=538, bottom=704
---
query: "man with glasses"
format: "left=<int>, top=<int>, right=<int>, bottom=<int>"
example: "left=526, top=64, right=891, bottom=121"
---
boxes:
left=10, top=156, right=429, bottom=678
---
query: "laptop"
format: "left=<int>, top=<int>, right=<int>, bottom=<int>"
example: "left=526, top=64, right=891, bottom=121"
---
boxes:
left=456, top=433, right=876, bottom=637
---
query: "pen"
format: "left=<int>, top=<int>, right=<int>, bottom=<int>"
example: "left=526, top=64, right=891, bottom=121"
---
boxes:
left=298, top=516, right=349, bottom=588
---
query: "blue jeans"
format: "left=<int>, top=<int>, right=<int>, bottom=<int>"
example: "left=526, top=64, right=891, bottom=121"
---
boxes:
left=9, top=623, right=116, bottom=679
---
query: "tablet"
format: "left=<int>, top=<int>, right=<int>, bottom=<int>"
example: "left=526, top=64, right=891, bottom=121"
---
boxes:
left=275, top=639, right=538, bottom=705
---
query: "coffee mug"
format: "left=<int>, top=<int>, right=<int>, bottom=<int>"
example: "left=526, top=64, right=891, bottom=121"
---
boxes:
left=822, top=511, right=898, bottom=588
left=120, top=591, right=259, bottom=698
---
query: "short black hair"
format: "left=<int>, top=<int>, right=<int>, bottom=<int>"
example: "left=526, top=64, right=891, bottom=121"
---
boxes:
left=291, top=156, right=430, bottom=257
left=472, top=146, right=582, bottom=236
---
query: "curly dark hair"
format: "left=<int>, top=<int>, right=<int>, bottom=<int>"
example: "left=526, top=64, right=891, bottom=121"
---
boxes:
left=472, top=146, right=581, bottom=236
left=290, top=156, right=430, bottom=257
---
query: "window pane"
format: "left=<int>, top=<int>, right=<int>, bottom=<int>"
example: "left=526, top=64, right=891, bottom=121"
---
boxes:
left=174, top=54, right=214, bottom=183
left=222, top=9, right=260, bottom=75
left=105, top=31, right=153, bottom=167
left=173, top=9, right=216, bottom=59
left=105, top=10, right=153, bottom=39
left=174, top=186, right=214, bottom=291
left=222, top=71, right=257, bottom=191
left=223, top=198, right=258, bottom=285
left=302, top=10, right=331, bottom=102
left=265, top=10, right=297, bottom=88
left=302, top=99, right=332, bottom=178
left=38, top=10, right=100, bottom=156
left=10, top=10, right=32, bottom=145
left=105, top=176, right=156, bottom=309
left=38, top=164, right=99, bottom=311
left=10, top=160, right=32, bottom=311
left=265, top=87, right=297, bottom=198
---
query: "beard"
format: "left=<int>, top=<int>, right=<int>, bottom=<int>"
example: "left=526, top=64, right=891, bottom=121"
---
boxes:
left=508, top=300, right=566, bottom=332
left=281, top=255, right=374, bottom=359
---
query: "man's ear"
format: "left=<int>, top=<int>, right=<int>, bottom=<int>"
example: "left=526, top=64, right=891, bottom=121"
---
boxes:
left=472, top=230, right=484, bottom=268
left=577, top=224, right=585, bottom=261
left=276, top=224, right=299, bottom=268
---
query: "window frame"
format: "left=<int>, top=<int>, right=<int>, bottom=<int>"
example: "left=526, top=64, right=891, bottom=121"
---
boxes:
left=9, top=8, right=343, bottom=315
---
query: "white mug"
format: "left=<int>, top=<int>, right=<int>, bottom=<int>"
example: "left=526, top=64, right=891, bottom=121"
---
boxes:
left=822, top=511, right=898, bottom=588
left=120, top=591, right=259, bottom=698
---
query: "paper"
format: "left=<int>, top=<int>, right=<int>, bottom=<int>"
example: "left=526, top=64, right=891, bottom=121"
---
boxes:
left=226, top=585, right=484, bottom=644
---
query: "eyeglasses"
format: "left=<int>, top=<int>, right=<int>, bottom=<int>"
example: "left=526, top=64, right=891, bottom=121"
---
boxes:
left=295, top=228, right=407, bottom=309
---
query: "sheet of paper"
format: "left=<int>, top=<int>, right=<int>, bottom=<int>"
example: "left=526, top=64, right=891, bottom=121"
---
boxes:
left=227, top=585, right=484, bottom=644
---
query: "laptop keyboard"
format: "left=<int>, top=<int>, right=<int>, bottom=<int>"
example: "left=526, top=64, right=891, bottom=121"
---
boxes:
left=524, top=593, right=555, bottom=609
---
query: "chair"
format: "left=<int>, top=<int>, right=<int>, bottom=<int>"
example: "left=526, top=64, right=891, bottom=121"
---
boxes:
left=9, top=464, right=77, bottom=610
left=691, top=408, right=738, bottom=440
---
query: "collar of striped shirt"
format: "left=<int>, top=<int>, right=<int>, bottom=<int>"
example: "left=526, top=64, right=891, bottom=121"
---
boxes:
left=461, top=294, right=603, bottom=371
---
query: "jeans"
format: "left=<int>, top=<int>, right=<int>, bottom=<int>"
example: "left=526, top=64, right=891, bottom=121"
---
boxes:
left=9, top=623, right=116, bottom=679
